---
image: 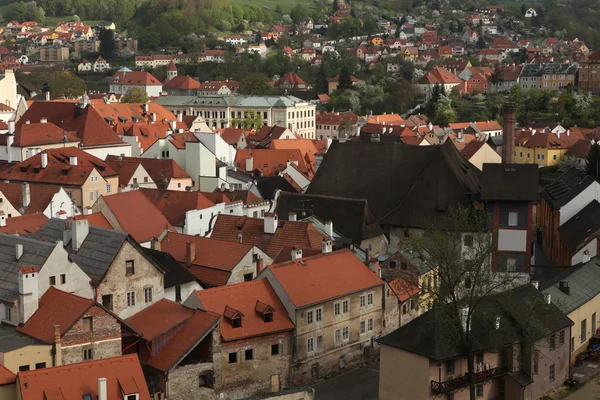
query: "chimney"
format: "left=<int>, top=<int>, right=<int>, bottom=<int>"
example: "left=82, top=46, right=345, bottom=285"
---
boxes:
left=186, top=242, right=196, bottom=267
left=531, top=280, right=539, bottom=289
left=71, top=219, right=89, bottom=251
left=0, top=214, right=5, bottom=227
left=264, top=213, right=278, bottom=234
left=288, top=212, right=297, bottom=221
left=246, top=157, right=253, bottom=172
left=169, top=120, right=176, bottom=132
left=544, top=293, right=551, bottom=304
left=53, top=324, right=62, bottom=366
left=40, top=117, right=47, bottom=123
left=41, top=152, right=48, bottom=169
left=177, top=113, right=183, bottom=123
left=8, top=121, right=15, bottom=134
left=559, top=280, right=570, bottom=295
left=83, top=206, right=93, bottom=215
left=151, top=238, right=161, bottom=251
left=322, top=239, right=333, bottom=254
left=150, top=112, right=157, bottom=123
left=256, top=258, right=264, bottom=275
left=16, top=243, right=23, bottom=260
left=22, top=183, right=30, bottom=208
left=6, top=131, right=13, bottom=163
left=69, top=156, right=78, bottom=165
left=325, top=221, right=333, bottom=237
left=583, top=250, right=591, bottom=263
left=238, top=233, right=243, bottom=243
left=143, top=104, right=149, bottom=113
left=45, top=91, right=50, bottom=101
left=291, top=247, right=303, bottom=260
left=495, top=316, right=501, bottom=330
left=98, top=377, right=107, bottom=400
left=501, top=102, right=517, bottom=164
left=25, top=120, right=30, bottom=124
left=19, top=266, right=39, bottom=324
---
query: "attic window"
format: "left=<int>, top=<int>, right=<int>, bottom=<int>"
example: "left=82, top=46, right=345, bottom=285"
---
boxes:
left=232, top=316, right=242, bottom=328
left=263, top=312, right=273, bottom=322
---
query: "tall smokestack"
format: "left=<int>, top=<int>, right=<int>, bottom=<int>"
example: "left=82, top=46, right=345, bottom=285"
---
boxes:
left=502, top=102, right=517, bottom=164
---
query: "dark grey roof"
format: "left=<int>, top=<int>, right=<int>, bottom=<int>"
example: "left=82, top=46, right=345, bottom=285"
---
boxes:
left=227, top=169, right=253, bottom=183
left=306, top=140, right=482, bottom=230
left=0, top=234, right=55, bottom=302
left=481, top=163, right=540, bottom=202
left=507, top=371, right=534, bottom=387
left=488, top=135, right=503, bottom=147
left=256, top=176, right=300, bottom=200
left=520, top=64, right=543, bottom=77
left=542, top=62, right=578, bottom=75
left=540, top=257, right=600, bottom=314
left=0, top=324, right=42, bottom=352
left=275, top=192, right=385, bottom=241
left=558, top=200, right=600, bottom=251
left=541, top=169, right=595, bottom=209
left=378, top=284, right=573, bottom=361
left=144, top=248, right=197, bottom=288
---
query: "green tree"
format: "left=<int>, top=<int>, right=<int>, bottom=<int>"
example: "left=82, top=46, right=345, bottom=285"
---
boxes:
left=521, top=4, right=526, bottom=15
left=490, top=64, right=504, bottom=86
left=231, top=110, right=263, bottom=129
left=315, top=63, right=329, bottom=94
left=121, top=87, right=149, bottom=103
left=587, top=142, right=600, bottom=180
left=338, top=66, right=353, bottom=91
left=476, top=35, right=486, bottom=49
left=433, top=95, right=457, bottom=125
left=290, top=4, right=307, bottom=24
left=98, top=28, right=116, bottom=59
left=49, top=72, right=85, bottom=99
left=231, top=4, right=243, bottom=22
left=239, top=73, right=272, bottom=95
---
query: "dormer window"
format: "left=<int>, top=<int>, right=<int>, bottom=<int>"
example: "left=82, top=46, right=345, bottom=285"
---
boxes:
left=263, top=311, right=273, bottom=323
left=255, top=300, right=275, bottom=323
left=224, top=305, right=244, bottom=328
left=232, top=316, right=242, bottom=328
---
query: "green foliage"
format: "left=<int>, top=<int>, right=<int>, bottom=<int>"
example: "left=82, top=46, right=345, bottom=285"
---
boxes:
left=121, top=87, right=149, bottom=103
left=315, top=63, right=328, bottom=94
left=98, top=28, right=115, bottom=59
left=290, top=4, right=307, bottom=24
left=231, top=110, right=263, bottom=129
left=337, top=66, right=353, bottom=91
left=49, top=72, right=86, bottom=98
left=433, top=94, right=457, bottom=125
left=239, top=72, right=272, bottom=95
left=3, top=1, right=45, bottom=23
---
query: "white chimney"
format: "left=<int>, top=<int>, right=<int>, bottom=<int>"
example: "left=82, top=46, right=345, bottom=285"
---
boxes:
left=41, top=152, right=48, bottom=169
left=143, top=104, right=149, bottom=113
left=325, top=221, right=333, bottom=237
left=25, top=120, right=30, bottom=124
left=72, top=219, right=89, bottom=251
left=40, top=117, right=47, bottom=123
left=0, top=214, right=5, bottom=227
left=169, top=120, right=177, bottom=132
left=246, top=157, right=253, bottom=172
left=291, top=247, right=303, bottom=260
left=264, top=213, right=277, bottom=234
left=15, top=243, right=23, bottom=260
left=544, top=293, right=551, bottom=304
left=6, top=132, right=13, bottom=163
left=177, top=113, right=183, bottom=122
left=150, top=112, right=157, bottom=122
left=495, top=316, right=500, bottom=330
left=45, top=91, right=50, bottom=101
left=288, top=212, right=297, bottom=221
left=322, top=239, right=333, bottom=254
left=19, top=266, right=39, bottom=324
left=98, top=377, right=107, bottom=400
left=69, top=156, right=78, bottom=165
left=531, top=280, right=539, bottom=289
left=22, top=183, right=30, bottom=208
left=83, top=207, right=93, bottom=215
left=8, top=121, right=15, bottom=134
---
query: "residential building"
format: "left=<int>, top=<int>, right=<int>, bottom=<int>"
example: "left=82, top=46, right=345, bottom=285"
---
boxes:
left=39, top=46, right=69, bottom=62
left=195, top=131, right=237, bottom=166
left=211, top=188, right=271, bottom=218
left=93, top=56, right=109, bottom=72
left=109, top=70, right=163, bottom=97
left=316, top=112, right=359, bottom=139
left=577, top=49, right=600, bottom=93
left=73, top=39, right=100, bottom=53
left=259, top=249, right=384, bottom=385
left=234, top=148, right=314, bottom=179
left=218, top=128, right=248, bottom=149
left=104, top=160, right=157, bottom=192
left=16, top=354, right=151, bottom=400
left=159, top=231, right=272, bottom=287
left=0, top=324, right=52, bottom=374
left=414, top=67, right=462, bottom=100
left=274, top=73, right=307, bottom=90
left=156, top=95, right=317, bottom=139
left=164, top=75, right=202, bottom=96
left=248, top=126, right=296, bottom=148
left=378, top=284, right=573, bottom=400
left=519, top=64, right=543, bottom=90
left=490, top=64, right=523, bottom=92
left=105, top=155, right=192, bottom=190
left=143, top=247, right=201, bottom=303
left=0, top=213, right=49, bottom=235
left=541, top=62, right=578, bottom=90
left=327, top=74, right=360, bottom=94
left=0, top=182, right=79, bottom=219
left=198, top=80, right=240, bottom=96
left=77, top=59, right=92, bottom=72
left=513, top=128, right=583, bottom=167
left=186, top=279, right=295, bottom=397
left=460, top=141, right=501, bottom=170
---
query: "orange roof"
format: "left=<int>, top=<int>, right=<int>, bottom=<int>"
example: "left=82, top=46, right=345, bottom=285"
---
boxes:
left=164, top=75, right=202, bottom=90
left=18, top=354, right=151, bottom=400
left=235, top=148, right=312, bottom=177
left=367, top=113, right=404, bottom=124
left=0, top=182, right=67, bottom=215
left=0, top=122, right=79, bottom=147
left=195, top=279, right=294, bottom=341
left=168, top=131, right=200, bottom=149
left=126, top=299, right=200, bottom=340
left=0, top=364, right=15, bottom=385
left=0, top=147, right=117, bottom=186
left=219, top=128, right=245, bottom=145
left=16, top=286, right=96, bottom=344
left=139, top=188, right=216, bottom=227
left=105, top=155, right=190, bottom=189
left=274, top=72, right=306, bottom=88
left=114, top=122, right=171, bottom=153
left=270, top=139, right=322, bottom=159
left=160, top=232, right=255, bottom=286
left=316, top=112, right=358, bottom=125
left=268, top=248, right=383, bottom=307
left=100, top=190, right=175, bottom=243
left=416, top=67, right=462, bottom=85
left=73, top=212, right=113, bottom=229
left=218, top=189, right=263, bottom=205
left=0, top=213, right=48, bottom=235
left=110, top=71, right=162, bottom=86
left=460, top=140, right=486, bottom=160
left=95, top=102, right=180, bottom=127
left=167, top=60, right=177, bottom=71
left=210, top=214, right=326, bottom=258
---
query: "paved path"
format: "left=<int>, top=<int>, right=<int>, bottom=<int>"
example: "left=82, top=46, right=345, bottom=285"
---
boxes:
left=564, top=376, right=600, bottom=400
left=313, top=366, right=380, bottom=400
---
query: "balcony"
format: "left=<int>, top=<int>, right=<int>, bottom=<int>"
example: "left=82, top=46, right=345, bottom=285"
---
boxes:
left=431, top=366, right=508, bottom=394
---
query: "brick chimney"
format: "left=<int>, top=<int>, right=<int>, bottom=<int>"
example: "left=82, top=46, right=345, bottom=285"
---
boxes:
left=185, top=241, right=196, bottom=267
left=502, top=102, right=517, bottom=164
left=53, top=324, right=62, bottom=366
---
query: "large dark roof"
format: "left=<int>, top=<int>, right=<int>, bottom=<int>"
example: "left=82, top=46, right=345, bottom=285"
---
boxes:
left=256, top=176, right=300, bottom=200
left=541, top=169, right=595, bottom=209
left=0, top=320, right=43, bottom=352
left=481, top=163, right=540, bottom=202
left=274, top=192, right=384, bottom=241
left=378, top=284, right=572, bottom=361
left=558, top=200, right=600, bottom=251
left=144, top=248, right=197, bottom=288
left=306, top=140, right=482, bottom=229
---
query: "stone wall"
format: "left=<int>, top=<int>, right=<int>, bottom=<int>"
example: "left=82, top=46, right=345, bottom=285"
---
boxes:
left=166, top=363, right=217, bottom=400
left=382, top=282, right=400, bottom=335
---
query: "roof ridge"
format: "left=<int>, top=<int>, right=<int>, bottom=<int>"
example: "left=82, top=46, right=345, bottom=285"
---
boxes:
left=19, top=353, right=139, bottom=375
left=271, top=248, right=351, bottom=268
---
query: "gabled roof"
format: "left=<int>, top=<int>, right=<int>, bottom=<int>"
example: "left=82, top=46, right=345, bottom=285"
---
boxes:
left=94, top=102, right=180, bottom=127
left=210, top=214, right=326, bottom=258
left=541, top=169, right=595, bottom=209
left=235, top=148, right=312, bottom=177
left=217, top=189, right=263, bottom=205
left=0, top=364, right=15, bottom=385
left=481, top=163, right=539, bottom=202
left=195, top=279, right=294, bottom=341
left=110, top=71, right=162, bottom=86
left=558, top=200, right=600, bottom=251
left=565, top=139, right=591, bottom=159
left=271, top=138, right=326, bottom=157
left=0, top=122, right=79, bottom=147
left=416, top=67, right=462, bottom=85
left=0, top=182, right=66, bottom=216
left=274, top=72, right=306, bottom=88
left=105, top=155, right=190, bottom=189
left=389, top=277, right=420, bottom=302
left=219, top=128, right=245, bottom=145
left=18, top=354, right=151, bottom=400
left=266, top=248, right=383, bottom=307
left=73, top=212, right=112, bottom=229
left=144, top=248, right=198, bottom=288
left=0, top=213, right=48, bottom=235
left=115, top=122, right=171, bottom=154
left=139, top=188, right=216, bottom=227
left=249, top=126, right=291, bottom=148
left=164, top=75, right=202, bottom=90
left=459, top=140, right=485, bottom=160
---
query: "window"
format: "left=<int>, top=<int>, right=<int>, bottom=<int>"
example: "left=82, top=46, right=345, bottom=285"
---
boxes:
left=553, top=154, right=557, bottom=160
left=368, top=318, right=374, bottom=332
left=144, top=287, right=152, bottom=303
left=508, top=211, right=519, bottom=227
left=334, top=302, right=341, bottom=316
left=549, top=364, right=555, bottom=381
left=19, top=365, right=30, bottom=372
left=594, top=314, right=597, bottom=333
left=317, top=335, right=323, bottom=351
left=245, top=349, right=254, bottom=361
left=559, top=330, right=565, bottom=345
left=342, top=326, right=349, bottom=341
left=571, top=336, right=575, bottom=352
left=127, top=291, right=135, bottom=307
left=447, top=394, right=454, bottom=400
left=232, top=317, right=242, bottom=328
left=402, top=304, right=407, bottom=315
left=126, top=260, right=135, bottom=275
left=307, top=310, right=313, bottom=324
left=271, top=344, right=280, bottom=356
left=106, top=184, right=111, bottom=193
left=360, top=295, right=366, bottom=308
left=334, top=328, right=341, bottom=344
left=401, top=261, right=408, bottom=270
left=550, top=334, right=556, bottom=350
left=229, top=352, right=237, bottom=363
left=82, top=317, right=93, bottom=332
left=476, top=384, right=483, bottom=398
left=307, top=337, right=314, bottom=353
left=446, top=359, right=455, bottom=375
left=243, top=273, right=253, bottom=282
left=506, top=257, right=517, bottom=272
left=464, top=235, right=473, bottom=247
left=175, top=286, right=182, bottom=302
left=476, top=352, right=483, bottom=364
left=582, top=319, right=588, bottom=343
left=60, top=274, right=66, bottom=284
left=315, top=308, right=322, bottom=322
left=35, top=362, right=46, bottom=369
left=83, top=348, right=93, bottom=360
left=49, top=276, right=56, bottom=286
left=360, top=320, right=366, bottom=334
left=342, top=300, right=349, bottom=313
left=89, top=191, right=94, bottom=201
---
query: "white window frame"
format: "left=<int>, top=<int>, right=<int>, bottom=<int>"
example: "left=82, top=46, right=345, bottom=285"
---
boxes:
left=342, top=326, right=349, bottom=341
left=144, top=287, right=152, bottom=303
left=334, top=328, right=341, bottom=345
left=360, top=320, right=366, bottom=334
left=506, top=257, right=517, bottom=272
left=342, top=299, right=349, bottom=314
left=508, top=211, right=518, bottom=226
left=367, top=292, right=374, bottom=306
left=307, top=337, right=314, bottom=354
left=360, top=295, right=366, bottom=308
left=368, top=318, right=374, bottom=332
left=315, top=307, right=322, bottom=322
left=127, top=291, right=135, bottom=307
left=334, top=302, right=341, bottom=316
left=306, top=310, right=313, bottom=324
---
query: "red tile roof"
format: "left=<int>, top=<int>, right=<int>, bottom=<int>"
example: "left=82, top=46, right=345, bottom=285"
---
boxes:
left=160, top=231, right=255, bottom=286
left=110, top=71, right=162, bottom=86
left=316, top=112, right=358, bottom=125
left=209, top=214, right=326, bottom=258
left=219, top=128, right=245, bottom=145
left=139, top=188, right=216, bottom=227
left=105, top=155, right=190, bottom=189
left=167, top=60, right=177, bottom=71
left=74, top=212, right=113, bottom=229
left=164, top=75, right=202, bottom=90
left=268, top=248, right=383, bottom=307
left=0, top=364, right=15, bottom=385
left=235, top=148, right=312, bottom=177
left=99, top=190, right=175, bottom=243
left=270, top=139, right=323, bottom=159
left=460, top=140, right=486, bottom=160
left=115, top=122, right=171, bottom=153
left=94, top=102, right=180, bottom=127
left=198, top=80, right=240, bottom=92
left=0, top=147, right=117, bottom=186
left=195, top=279, right=294, bottom=341
left=217, top=189, right=263, bottom=205
left=274, top=72, right=306, bottom=88
left=0, top=213, right=48, bottom=234
left=16, top=286, right=95, bottom=344
left=126, top=298, right=198, bottom=341
left=168, top=131, right=200, bottom=149
left=0, top=122, right=80, bottom=147
left=0, top=182, right=67, bottom=215
left=18, top=354, right=151, bottom=400
left=416, top=67, right=462, bottom=85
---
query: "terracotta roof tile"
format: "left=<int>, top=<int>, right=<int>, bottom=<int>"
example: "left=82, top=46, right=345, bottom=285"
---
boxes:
left=316, top=112, right=358, bottom=125
left=0, top=364, right=15, bottom=385
left=105, top=155, right=190, bottom=189
left=0, top=213, right=48, bottom=235
left=271, top=139, right=323, bottom=158
left=18, top=354, right=151, bottom=400
left=195, top=280, right=294, bottom=341
left=109, top=71, right=161, bottom=86
left=139, top=188, right=215, bottom=227
left=126, top=298, right=195, bottom=340
left=460, top=140, right=486, bottom=160
left=218, top=189, right=263, bottom=205
left=95, top=102, right=178, bottom=126
left=168, top=131, right=200, bottom=149
left=416, top=67, right=462, bottom=85
left=73, top=212, right=113, bottom=229
left=388, top=277, right=420, bottom=302
left=219, top=128, right=245, bottom=145
left=0, top=122, right=79, bottom=147
left=115, top=122, right=171, bottom=153
left=268, top=248, right=383, bottom=307
left=164, top=75, right=202, bottom=90
left=235, top=148, right=312, bottom=177
left=0, top=182, right=67, bottom=215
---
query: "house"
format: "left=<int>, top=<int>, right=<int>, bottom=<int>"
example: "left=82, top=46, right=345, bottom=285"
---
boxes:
left=538, top=170, right=600, bottom=267
left=259, top=248, right=385, bottom=385
left=17, top=354, right=151, bottom=400
left=109, top=70, right=163, bottom=97
left=477, top=49, right=504, bottom=63
left=490, top=64, right=523, bottom=92
left=541, top=62, right=578, bottom=90
left=186, top=280, right=295, bottom=397
left=578, top=49, right=600, bottom=93
left=274, top=73, right=307, bottom=90
left=378, top=284, right=573, bottom=400
left=104, top=159, right=157, bottom=192
left=0, top=148, right=119, bottom=208
left=519, top=63, right=543, bottom=90
left=0, top=182, right=79, bottom=219
left=248, top=126, right=297, bottom=148
left=315, top=112, right=359, bottom=139
left=0, top=324, right=53, bottom=374
left=212, top=188, right=271, bottom=218
left=513, top=128, right=582, bottom=166
left=159, top=231, right=271, bottom=287
left=112, top=121, right=175, bottom=158
left=0, top=213, right=49, bottom=235
left=218, top=128, right=247, bottom=149
left=460, top=141, right=501, bottom=170
left=164, top=75, right=202, bottom=96
left=462, top=30, right=479, bottom=44
left=327, top=74, right=360, bottom=94
left=525, top=7, right=538, bottom=17
left=105, top=155, right=192, bottom=191
left=414, top=67, right=462, bottom=100
left=143, top=247, right=201, bottom=303
left=16, top=287, right=126, bottom=365
left=198, top=80, right=239, bottom=96
left=195, top=131, right=237, bottom=167
left=77, top=59, right=92, bottom=72
left=93, top=55, right=109, bottom=72
left=234, top=148, right=313, bottom=178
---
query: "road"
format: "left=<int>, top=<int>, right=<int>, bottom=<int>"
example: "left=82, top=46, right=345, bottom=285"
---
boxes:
left=313, top=365, right=379, bottom=400
left=564, top=376, right=600, bottom=400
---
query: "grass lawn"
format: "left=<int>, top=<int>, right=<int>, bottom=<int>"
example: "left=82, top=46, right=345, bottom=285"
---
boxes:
left=229, top=0, right=319, bottom=14
left=43, top=15, right=102, bottom=27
